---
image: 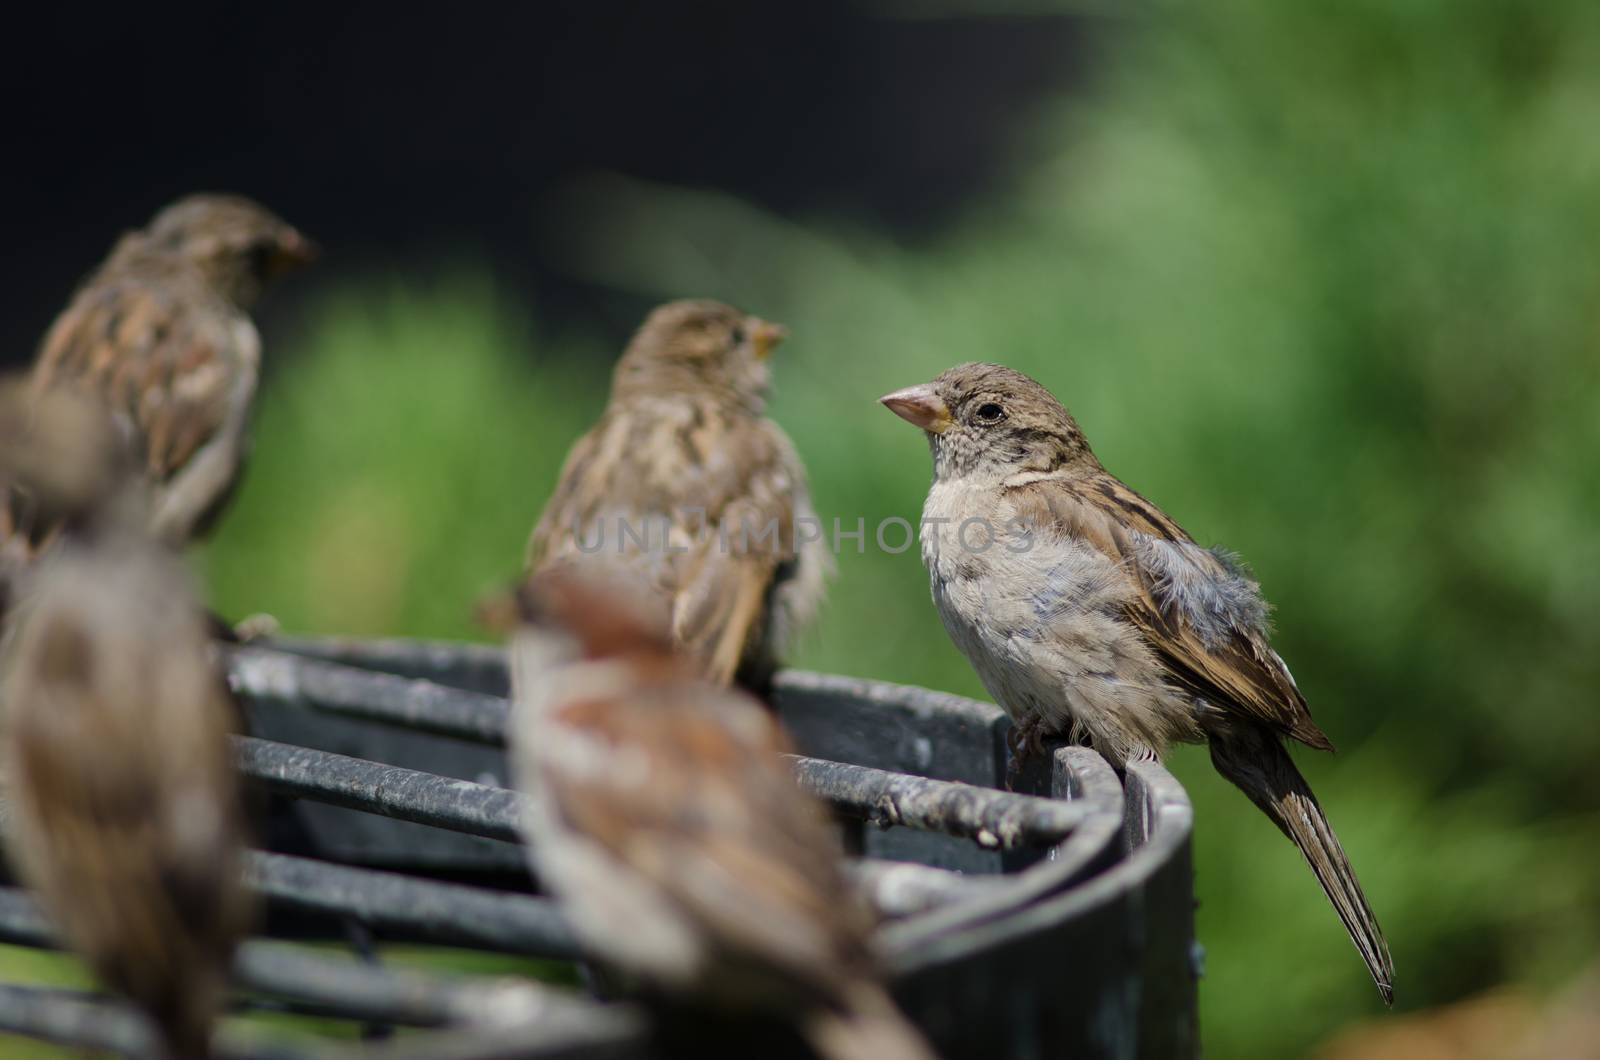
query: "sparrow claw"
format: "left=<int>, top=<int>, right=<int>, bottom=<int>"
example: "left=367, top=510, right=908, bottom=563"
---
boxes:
left=1004, top=715, right=1050, bottom=792
left=233, top=613, right=280, bottom=643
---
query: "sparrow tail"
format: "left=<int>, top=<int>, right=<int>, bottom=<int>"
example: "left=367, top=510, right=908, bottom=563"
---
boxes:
left=1209, top=724, right=1395, bottom=1005
left=802, top=980, right=937, bottom=1060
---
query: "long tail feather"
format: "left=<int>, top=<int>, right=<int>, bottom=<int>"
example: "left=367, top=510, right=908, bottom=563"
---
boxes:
left=1210, top=724, right=1395, bottom=1004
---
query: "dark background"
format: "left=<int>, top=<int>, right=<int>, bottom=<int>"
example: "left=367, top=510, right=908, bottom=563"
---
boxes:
left=8, top=4, right=1600, bottom=1059
left=4, top=2, right=1086, bottom=359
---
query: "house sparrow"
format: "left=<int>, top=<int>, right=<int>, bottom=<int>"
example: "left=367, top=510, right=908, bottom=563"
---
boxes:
left=880, top=362, right=1395, bottom=1004
left=0, top=388, right=250, bottom=1059
left=526, top=299, right=826, bottom=692
left=3, top=192, right=314, bottom=564
left=495, top=573, right=935, bottom=1060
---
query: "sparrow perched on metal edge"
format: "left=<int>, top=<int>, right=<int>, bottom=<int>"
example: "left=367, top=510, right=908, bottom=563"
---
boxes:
left=880, top=362, right=1394, bottom=1004
left=526, top=299, right=827, bottom=693
left=491, top=572, right=936, bottom=1060
left=2, top=192, right=314, bottom=576
left=0, top=386, right=251, bottom=1059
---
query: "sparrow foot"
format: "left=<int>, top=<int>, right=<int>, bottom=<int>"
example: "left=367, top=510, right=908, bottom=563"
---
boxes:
left=1004, top=714, right=1050, bottom=792
left=233, top=613, right=281, bottom=643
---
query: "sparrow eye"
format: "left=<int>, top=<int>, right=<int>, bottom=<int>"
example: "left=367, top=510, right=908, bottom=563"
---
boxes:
left=246, top=241, right=276, bottom=277
left=729, top=324, right=747, bottom=347
left=974, top=402, right=1006, bottom=424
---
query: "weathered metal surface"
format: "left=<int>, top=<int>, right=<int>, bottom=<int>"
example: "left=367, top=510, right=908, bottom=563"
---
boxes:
left=0, top=984, right=355, bottom=1059
left=0, top=892, right=614, bottom=1035
left=235, top=735, right=525, bottom=842
left=788, top=755, right=1087, bottom=850
left=0, top=986, right=163, bottom=1058
left=247, top=851, right=580, bottom=958
left=229, top=646, right=510, bottom=744
left=846, top=859, right=1005, bottom=918
left=235, top=943, right=587, bottom=1028
left=0, top=636, right=1200, bottom=1060
left=263, top=636, right=511, bottom=697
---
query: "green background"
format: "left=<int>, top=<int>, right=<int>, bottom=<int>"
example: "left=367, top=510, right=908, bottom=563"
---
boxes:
left=14, top=1, right=1600, bottom=1056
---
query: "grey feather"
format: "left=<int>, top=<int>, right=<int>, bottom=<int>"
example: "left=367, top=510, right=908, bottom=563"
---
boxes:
left=1133, top=537, right=1271, bottom=648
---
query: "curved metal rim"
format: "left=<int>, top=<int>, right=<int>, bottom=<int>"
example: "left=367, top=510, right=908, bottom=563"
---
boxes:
left=248, top=637, right=1184, bottom=976
left=0, top=633, right=1198, bottom=1058
left=904, top=757, right=1194, bottom=972
left=242, top=639, right=1132, bottom=946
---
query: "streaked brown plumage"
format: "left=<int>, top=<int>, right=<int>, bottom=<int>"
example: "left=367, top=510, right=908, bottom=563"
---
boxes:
left=881, top=362, right=1393, bottom=1004
left=526, top=299, right=826, bottom=691
left=498, top=574, right=934, bottom=1060
left=2, top=192, right=314, bottom=576
left=0, top=389, right=249, bottom=1059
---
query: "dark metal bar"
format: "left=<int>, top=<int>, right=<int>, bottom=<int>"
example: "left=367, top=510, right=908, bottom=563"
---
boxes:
left=774, top=668, right=1009, bottom=785
left=0, top=981, right=638, bottom=1060
left=0, top=984, right=154, bottom=1057
left=0, top=983, right=339, bottom=1059
left=0, top=886, right=52, bottom=947
left=345, top=1017, right=653, bottom=1060
left=246, top=852, right=578, bottom=959
left=0, top=890, right=595, bottom=1037
left=235, top=701, right=1077, bottom=852
left=879, top=746, right=1126, bottom=959
left=211, top=635, right=1205, bottom=1060
left=0, top=868, right=577, bottom=980
left=788, top=755, right=1088, bottom=850
left=234, top=944, right=618, bottom=1030
left=262, top=636, right=511, bottom=698
left=848, top=858, right=1003, bottom=918
left=229, top=646, right=509, bottom=745
left=234, top=736, right=525, bottom=843
left=235, top=944, right=458, bottom=1026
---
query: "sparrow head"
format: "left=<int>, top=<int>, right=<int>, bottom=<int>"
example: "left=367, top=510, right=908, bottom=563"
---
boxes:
left=613, top=299, right=788, bottom=411
left=0, top=381, right=137, bottom=532
left=129, top=193, right=317, bottom=307
left=880, top=362, right=1096, bottom=481
left=481, top=568, right=674, bottom=663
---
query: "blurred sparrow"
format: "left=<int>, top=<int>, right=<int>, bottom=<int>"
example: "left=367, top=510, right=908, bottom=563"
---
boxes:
left=0, top=388, right=250, bottom=1058
left=495, top=573, right=934, bottom=1060
left=881, top=362, right=1394, bottom=1004
left=2, top=192, right=314, bottom=565
left=526, top=299, right=826, bottom=692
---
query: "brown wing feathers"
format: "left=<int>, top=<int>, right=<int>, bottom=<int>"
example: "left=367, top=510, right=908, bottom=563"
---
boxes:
left=1018, top=476, right=1335, bottom=751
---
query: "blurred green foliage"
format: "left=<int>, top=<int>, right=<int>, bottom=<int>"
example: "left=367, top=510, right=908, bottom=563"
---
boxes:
left=194, top=1, right=1600, bottom=1056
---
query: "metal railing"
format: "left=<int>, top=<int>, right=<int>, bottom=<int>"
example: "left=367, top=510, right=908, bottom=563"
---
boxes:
left=0, top=638, right=1200, bottom=1059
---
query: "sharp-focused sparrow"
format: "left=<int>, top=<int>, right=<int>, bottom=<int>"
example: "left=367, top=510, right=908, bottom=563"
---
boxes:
left=881, top=362, right=1394, bottom=1004
left=496, top=573, right=934, bottom=1060
left=526, top=299, right=826, bottom=692
left=0, top=389, right=250, bottom=1059
left=2, top=193, right=314, bottom=568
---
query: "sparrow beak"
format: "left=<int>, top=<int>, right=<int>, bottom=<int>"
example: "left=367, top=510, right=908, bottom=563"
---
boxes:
left=879, top=384, right=952, bottom=435
left=750, top=319, right=789, bottom=360
left=273, top=229, right=320, bottom=272
left=473, top=586, right=524, bottom=635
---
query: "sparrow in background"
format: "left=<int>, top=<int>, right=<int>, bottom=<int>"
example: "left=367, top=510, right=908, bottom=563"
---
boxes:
left=0, top=387, right=251, bottom=1059
left=492, top=572, right=935, bottom=1060
left=1, top=192, right=314, bottom=577
left=526, top=299, right=827, bottom=692
left=881, top=362, right=1394, bottom=1004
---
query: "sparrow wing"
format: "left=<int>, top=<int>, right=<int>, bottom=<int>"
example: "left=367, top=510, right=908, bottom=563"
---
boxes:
left=33, top=264, right=249, bottom=490
left=525, top=418, right=609, bottom=571
left=530, top=404, right=814, bottom=685
left=540, top=679, right=872, bottom=995
left=1009, top=475, right=1333, bottom=750
left=672, top=459, right=800, bottom=684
